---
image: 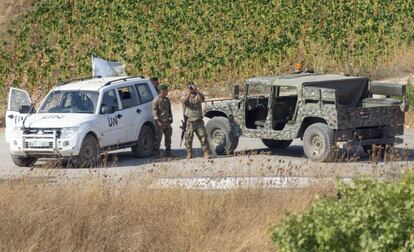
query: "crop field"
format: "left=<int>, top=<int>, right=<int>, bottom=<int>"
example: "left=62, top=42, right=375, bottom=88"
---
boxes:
left=0, top=1, right=413, bottom=110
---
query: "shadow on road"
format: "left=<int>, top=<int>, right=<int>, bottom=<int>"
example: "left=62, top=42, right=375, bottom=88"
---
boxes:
left=234, top=145, right=414, bottom=163
left=35, top=147, right=206, bottom=169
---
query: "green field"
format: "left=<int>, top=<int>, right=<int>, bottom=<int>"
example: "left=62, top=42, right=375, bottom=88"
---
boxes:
left=0, top=0, right=413, bottom=107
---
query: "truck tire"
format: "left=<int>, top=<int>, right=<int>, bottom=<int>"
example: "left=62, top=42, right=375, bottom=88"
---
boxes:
left=303, top=123, right=335, bottom=162
left=11, top=154, right=37, bottom=167
left=206, top=117, right=239, bottom=155
left=75, top=135, right=100, bottom=167
left=262, top=139, right=292, bottom=149
left=132, top=125, right=155, bottom=158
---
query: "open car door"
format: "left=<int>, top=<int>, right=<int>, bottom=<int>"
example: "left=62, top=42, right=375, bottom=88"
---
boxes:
left=5, top=88, right=32, bottom=143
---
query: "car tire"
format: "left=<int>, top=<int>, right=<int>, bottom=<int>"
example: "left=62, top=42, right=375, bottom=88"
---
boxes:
left=11, top=154, right=37, bottom=167
left=261, top=139, right=292, bottom=149
left=75, top=135, right=100, bottom=168
left=303, top=123, right=335, bottom=162
left=132, top=125, right=155, bottom=158
left=206, top=116, right=239, bottom=155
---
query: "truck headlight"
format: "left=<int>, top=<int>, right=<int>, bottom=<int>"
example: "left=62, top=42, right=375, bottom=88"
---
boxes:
left=60, top=127, right=79, bottom=138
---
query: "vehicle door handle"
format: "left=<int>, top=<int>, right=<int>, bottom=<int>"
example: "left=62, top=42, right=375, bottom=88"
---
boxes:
left=136, top=108, right=141, bottom=114
left=117, top=114, right=123, bottom=119
left=8, top=114, right=14, bottom=119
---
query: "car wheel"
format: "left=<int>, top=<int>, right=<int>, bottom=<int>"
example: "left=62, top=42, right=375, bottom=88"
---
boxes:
left=75, top=135, right=100, bottom=168
left=206, top=117, right=239, bottom=155
left=303, top=123, right=335, bottom=162
left=11, top=154, right=37, bottom=167
left=132, top=125, right=154, bottom=158
left=261, top=139, right=292, bottom=149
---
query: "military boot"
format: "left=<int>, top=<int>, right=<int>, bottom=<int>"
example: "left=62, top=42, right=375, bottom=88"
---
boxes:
left=165, top=149, right=173, bottom=158
left=154, top=150, right=161, bottom=159
left=186, top=151, right=193, bottom=159
left=203, top=148, right=211, bottom=159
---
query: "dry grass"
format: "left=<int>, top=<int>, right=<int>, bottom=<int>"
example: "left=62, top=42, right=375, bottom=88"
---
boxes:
left=0, top=177, right=331, bottom=251
left=372, top=45, right=414, bottom=80
left=0, top=0, right=33, bottom=30
left=406, top=113, right=414, bottom=129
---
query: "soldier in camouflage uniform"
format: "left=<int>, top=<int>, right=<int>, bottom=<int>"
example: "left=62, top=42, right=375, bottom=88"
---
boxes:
left=180, top=82, right=210, bottom=159
left=152, top=84, right=173, bottom=158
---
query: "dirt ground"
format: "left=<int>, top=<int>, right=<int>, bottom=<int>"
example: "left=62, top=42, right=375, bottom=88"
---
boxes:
left=1, top=101, right=414, bottom=189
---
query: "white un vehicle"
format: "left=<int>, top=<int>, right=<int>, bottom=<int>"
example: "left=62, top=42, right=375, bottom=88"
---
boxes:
left=6, top=76, right=157, bottom=167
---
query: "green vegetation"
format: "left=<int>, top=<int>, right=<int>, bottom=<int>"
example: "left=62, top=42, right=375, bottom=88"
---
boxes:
left=272, top=173, right=414, bottom=251
left=0, top=0, right=413, bottom=105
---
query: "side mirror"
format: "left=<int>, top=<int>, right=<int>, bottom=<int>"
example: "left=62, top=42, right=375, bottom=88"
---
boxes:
left=19, top=105, right=35, bottom=114
left=101, top=105, right=114, bottom=114
left=232, top=85, right=240, bottom=99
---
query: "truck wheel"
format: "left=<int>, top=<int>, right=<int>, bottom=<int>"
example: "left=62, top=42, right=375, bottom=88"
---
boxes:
left=206, top=117, right=239, bottom=155
left=11, top=154, right=37, bottom=167
left=303, top=123, right=335, bottom=162
left=132, top=125, right=154, bottom=158
left=262, top=139, right=292, bottom=149
left=76, top=135, right=100, bottom=167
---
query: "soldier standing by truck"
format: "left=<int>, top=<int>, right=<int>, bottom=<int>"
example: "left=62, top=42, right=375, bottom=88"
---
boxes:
left=152, top=84, right=173, bottom=158
left=180, top=82, right=210, bottom=159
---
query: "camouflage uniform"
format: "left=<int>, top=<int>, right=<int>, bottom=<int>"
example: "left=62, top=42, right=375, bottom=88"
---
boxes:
left=183, top=93, right=209, bottom=155
left=152, top=95, right=173, bottom=154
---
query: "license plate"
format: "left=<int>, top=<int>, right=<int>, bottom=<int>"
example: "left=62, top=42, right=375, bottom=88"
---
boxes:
left=28, top=141, right=50, bottom=148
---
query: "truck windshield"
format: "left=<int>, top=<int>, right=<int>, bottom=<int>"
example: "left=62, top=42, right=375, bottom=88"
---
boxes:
left=248, top=84, right=271, bottom=97
left=39, top=91, right=99, bottom=114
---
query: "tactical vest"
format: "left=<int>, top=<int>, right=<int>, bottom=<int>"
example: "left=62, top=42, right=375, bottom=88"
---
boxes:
left=185, top=94, right=203, bottom=122
left=154, top=96, right=171, bottom=122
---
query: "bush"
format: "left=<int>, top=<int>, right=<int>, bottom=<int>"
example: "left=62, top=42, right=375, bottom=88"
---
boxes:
left=271, top=173, right=414, bottom=251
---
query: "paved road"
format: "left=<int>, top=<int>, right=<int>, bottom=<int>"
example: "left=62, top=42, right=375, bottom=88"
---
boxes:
left=1, top=107, right=414, bottom=188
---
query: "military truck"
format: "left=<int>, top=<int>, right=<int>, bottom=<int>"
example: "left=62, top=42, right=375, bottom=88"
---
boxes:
left=203, top=73, right=408, bottom=162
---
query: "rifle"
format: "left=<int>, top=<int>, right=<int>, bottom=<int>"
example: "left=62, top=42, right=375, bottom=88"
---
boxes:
left=180, top=115, right=187, bottom=147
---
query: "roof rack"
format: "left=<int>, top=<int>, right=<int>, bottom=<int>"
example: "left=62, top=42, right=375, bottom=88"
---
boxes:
left=103, top=76, right=145, bottom=87
left=58, top=76, right=102, bottom=86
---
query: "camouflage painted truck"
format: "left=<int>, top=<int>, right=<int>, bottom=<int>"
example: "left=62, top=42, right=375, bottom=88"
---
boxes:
left=203, top=73, right=408, bottom=162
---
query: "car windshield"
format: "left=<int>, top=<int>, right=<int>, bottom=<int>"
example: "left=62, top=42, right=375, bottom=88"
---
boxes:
left=39, top=91, right=99, bottom=114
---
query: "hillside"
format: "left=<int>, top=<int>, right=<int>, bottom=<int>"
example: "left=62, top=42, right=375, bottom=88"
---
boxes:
left=0, top=0, right=413, bottom=111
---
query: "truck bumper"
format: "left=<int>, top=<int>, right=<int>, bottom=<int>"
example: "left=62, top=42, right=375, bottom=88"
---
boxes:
left=337, top=137, right=403, bottom=149
left=9, top=131, right=81, bottom=158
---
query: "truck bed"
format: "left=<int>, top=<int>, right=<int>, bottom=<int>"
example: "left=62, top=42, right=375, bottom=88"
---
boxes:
left=337, top=105, right=404, bottom=129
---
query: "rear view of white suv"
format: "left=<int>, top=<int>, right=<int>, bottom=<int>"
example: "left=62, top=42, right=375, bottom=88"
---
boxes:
left=5, top=76, right=157, bottom=167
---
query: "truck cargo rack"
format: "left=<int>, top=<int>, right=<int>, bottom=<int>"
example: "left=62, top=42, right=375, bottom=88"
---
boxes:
left=103, top=76, right=145, bottom=87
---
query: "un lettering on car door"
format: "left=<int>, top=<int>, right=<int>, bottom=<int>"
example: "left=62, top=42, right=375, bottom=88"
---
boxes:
left=108, top=115, right=118, bottom=127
